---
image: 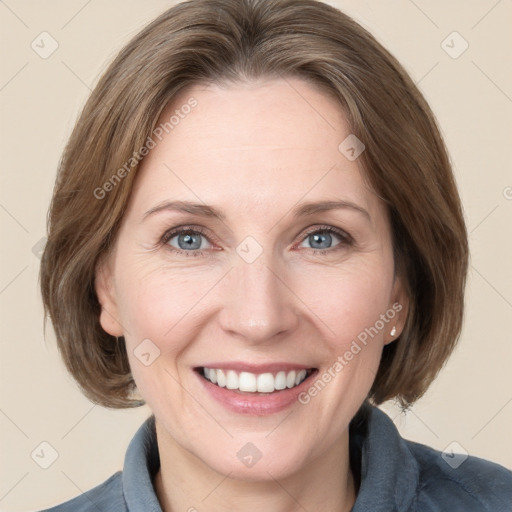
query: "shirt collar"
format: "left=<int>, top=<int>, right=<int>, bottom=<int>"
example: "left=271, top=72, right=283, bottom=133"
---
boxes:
left=122, top=403, right=419, bottom=511
left=122, top=414, right=162, bottom=511
left=350, top=402, right=419, bottom=511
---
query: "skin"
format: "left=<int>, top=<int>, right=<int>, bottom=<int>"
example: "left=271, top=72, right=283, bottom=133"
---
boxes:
left=95, top=77, right=409, bottom=512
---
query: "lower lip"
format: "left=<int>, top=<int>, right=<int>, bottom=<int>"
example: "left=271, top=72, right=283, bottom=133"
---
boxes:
left=194, top=369, right=318, bottom=415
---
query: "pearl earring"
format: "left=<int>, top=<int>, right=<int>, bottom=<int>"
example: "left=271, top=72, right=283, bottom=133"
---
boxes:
left=390, top=326, right=397, bottom=337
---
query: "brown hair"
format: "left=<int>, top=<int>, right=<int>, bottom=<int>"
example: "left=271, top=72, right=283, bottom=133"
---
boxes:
left=40, top=0, right=468, bottom=409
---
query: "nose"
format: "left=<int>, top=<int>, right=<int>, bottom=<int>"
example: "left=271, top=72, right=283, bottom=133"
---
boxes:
left=218, top=255, right=299, bottom=345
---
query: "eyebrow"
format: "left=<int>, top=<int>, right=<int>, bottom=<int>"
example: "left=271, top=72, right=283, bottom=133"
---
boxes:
left=142, top=199, right=370, bottom=222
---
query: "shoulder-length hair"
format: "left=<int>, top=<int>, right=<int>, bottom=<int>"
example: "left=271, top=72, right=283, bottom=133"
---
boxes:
left=40, top=0, right=468, bottom=409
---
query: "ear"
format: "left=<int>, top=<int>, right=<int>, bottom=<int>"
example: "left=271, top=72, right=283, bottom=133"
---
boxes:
left=384, top=275, right=409, bottom=346
left=94, top=255, right=124, bottom=337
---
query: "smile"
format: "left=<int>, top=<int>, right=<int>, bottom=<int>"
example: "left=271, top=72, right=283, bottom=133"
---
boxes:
left=199, top=367, right=315, bottom=393
left=194, top=362, right=319, bottom=414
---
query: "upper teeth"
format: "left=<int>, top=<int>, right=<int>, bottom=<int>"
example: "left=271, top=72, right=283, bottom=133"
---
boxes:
left=202, top=368, right=309, bottom=393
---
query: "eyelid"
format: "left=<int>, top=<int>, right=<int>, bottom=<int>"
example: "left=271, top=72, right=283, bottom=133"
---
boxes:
left=160, top=225, right=217, bottom=248
left=298, top=224, right=353, bottom=245
left=160, top=223, right=354, bottom=255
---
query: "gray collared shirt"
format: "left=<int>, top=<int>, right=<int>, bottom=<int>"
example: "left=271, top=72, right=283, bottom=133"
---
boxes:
left=39, top=403, right=512, bottom=511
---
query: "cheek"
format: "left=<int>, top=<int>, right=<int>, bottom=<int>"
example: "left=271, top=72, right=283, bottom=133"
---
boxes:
left=294, top=269, right=393, bottom=416
left=113, top=257, right=226, bottom=395
left=114, top=252, right=205, bottom=338
left=295, top=259, right=395, bottom=405
left=116, top=248, right=394, bottom=352
left=300, top=261, right=394, bottom=340
left=115, top=264, right=203, bottom=413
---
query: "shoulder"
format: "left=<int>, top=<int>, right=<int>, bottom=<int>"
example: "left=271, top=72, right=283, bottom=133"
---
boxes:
left=36, top=471, right=125, bottom=512
left=406, top=439, right=512, bottom=511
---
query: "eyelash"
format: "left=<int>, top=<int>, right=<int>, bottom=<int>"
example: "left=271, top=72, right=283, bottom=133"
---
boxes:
left=160, top=224, right=354, bottom=258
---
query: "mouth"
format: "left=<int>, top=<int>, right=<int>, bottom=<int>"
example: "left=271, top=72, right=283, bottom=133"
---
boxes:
left=194, top=366, right=317, bottom=395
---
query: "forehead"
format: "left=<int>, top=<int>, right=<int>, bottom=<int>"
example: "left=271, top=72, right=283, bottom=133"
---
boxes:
left=128, top=77, right=380, bottom=220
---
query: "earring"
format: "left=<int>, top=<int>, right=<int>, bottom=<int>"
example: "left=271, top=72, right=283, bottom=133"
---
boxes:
left=390, top=326, right=397, bottom=337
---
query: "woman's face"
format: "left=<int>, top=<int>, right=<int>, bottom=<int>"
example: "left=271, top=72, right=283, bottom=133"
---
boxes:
left=96, top=77, right=408, bottom=480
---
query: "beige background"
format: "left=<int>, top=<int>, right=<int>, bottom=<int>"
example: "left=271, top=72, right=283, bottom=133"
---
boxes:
left=1, top=0, right=511, bottom=510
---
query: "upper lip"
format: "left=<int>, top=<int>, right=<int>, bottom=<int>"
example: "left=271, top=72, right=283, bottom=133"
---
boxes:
left=195, top=362, right=316, bottom=373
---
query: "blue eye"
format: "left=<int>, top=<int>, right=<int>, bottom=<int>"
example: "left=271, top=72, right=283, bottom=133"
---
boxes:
left=298, top=226, right=352, bottom=253
left=160, top=225, right=352, bottom=257
left=163, top=227, right=211, bottom=256
left=302, top=230, right=338, bottom=250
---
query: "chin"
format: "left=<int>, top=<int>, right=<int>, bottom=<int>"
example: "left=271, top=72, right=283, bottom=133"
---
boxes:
left=204, top=451, right=305, bottom=482
left=197, top=432, right=314, bottom=480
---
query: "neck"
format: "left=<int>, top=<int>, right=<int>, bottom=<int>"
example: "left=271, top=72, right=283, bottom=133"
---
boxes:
left=154, top=422, right=356, bottom=512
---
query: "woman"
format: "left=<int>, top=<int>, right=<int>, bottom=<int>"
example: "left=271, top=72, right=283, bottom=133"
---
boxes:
left=38, top=0, right=512, bottom=510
